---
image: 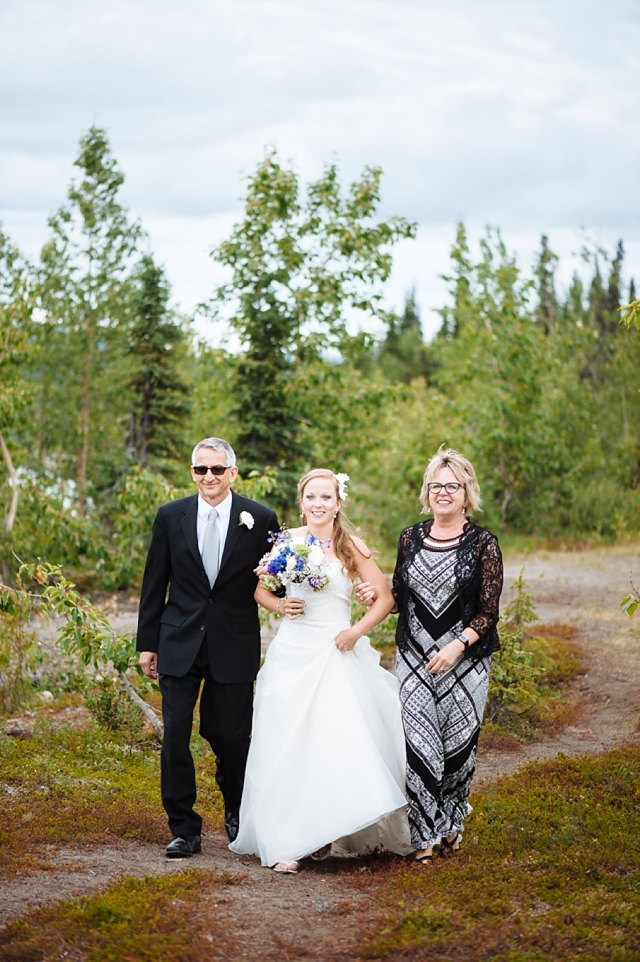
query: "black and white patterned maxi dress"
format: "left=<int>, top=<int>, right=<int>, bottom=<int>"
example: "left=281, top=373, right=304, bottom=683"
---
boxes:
left=393, top=520, right=503, bottom=851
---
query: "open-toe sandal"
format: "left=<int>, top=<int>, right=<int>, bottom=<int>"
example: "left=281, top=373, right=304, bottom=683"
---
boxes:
left=310, top=843, right=332, bottom=862
left=414, top=852, right=434, bottom=865
left=441, top=833, right=462, bottom=856
left=274, top=861, right=299, bottom=874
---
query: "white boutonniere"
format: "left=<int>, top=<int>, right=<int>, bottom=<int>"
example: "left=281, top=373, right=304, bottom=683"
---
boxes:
left=239, top=511, right=255, bottom=529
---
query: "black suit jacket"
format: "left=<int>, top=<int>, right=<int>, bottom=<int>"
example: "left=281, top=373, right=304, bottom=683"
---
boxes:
left=135, top=491, right=279, bottom=682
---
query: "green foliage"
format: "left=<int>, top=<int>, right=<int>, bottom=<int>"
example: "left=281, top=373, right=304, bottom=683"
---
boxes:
left=364, top=748, right=640, bottom=960
left=501, top=565, right=538, bottom=628
left=0, top=582, right=38, bottom=712
left=1, top=128, right=640, bottom=589
left=485, top=569, right=544, bottom=723
left=0, top=868, right=241, bottom=962
left=83, top=676, right=145, bottom=740
left=3, top=475, right=104, bottom=577
left=621, top=576, right=639, bottom=617
left=100, top=467, right=189, bottom=590
left=620, top=298, right=640, bottom=330
left=0, top=226, right=33, bottom=434
left=212, top=150, right=416, bottom=507
left=125, top=255, right=191, bottom=470
left=18, top=561, right=139, bottom=675
left=0, top=722, right=223, bottom=876
left=35, top=125, right=142, bottom=507
left=375, top=290, right=434, bottom=384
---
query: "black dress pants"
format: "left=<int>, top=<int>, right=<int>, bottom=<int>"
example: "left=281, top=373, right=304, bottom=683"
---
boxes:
left=159, top=640, right=253, bottom=837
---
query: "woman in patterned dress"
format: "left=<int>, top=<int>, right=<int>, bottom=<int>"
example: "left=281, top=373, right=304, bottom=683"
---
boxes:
left=392, top=448, right=503, bottom=864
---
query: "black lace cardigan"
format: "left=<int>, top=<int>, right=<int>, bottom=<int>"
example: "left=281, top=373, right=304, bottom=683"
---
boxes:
left=392, top=519, right=504, bottom=663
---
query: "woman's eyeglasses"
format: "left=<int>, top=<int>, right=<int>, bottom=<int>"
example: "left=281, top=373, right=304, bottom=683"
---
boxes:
left=427, top=482, right=464, bottom=494
left=192, top=464, right=232, bottom=476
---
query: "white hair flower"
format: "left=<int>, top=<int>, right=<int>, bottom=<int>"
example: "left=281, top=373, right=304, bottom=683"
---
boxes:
left=334, top=473, right=350, bottom=501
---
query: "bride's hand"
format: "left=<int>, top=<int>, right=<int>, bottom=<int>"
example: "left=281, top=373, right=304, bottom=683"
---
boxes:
left=335, top=628, right=358, bottom=652
left=354, top=581, right=375, bottom=607
left=283, top=598, right=305, bottom=619
left=254, top=564, right=268, bottom=585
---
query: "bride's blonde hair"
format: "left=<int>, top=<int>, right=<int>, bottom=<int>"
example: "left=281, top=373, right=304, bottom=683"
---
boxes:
left=297, top=469, right=369, bottom=581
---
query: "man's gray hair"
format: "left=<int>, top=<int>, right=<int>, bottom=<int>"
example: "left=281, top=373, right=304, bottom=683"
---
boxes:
left=191, top=437, right=236, bottom=468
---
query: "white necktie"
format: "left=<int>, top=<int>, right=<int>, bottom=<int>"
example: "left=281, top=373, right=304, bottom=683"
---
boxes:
left=201, top=507, right=220, bottom=588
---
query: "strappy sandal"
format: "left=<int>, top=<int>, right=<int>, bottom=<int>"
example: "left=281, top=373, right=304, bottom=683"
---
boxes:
left=310, top=843, right=332, bottom=861
left=414, top=852, right=434, bottom=865
left=273, top=861, right=299, bottom=874
left=441, top=833, right=462, bottom=856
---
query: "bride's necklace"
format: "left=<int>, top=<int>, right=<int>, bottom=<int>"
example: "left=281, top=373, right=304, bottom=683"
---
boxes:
left=305, top=527, right=332, bottom=550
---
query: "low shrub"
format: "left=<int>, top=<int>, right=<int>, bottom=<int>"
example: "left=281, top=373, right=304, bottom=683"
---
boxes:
left=362, top=747, right=640, bottom=961
left=0, top=723, right=223, bottom=876
left=0, top=868, right=243, bottom=962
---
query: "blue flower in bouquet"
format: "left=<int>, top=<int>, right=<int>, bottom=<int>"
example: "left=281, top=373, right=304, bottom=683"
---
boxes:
left=259, top=531, right=331, bottom=593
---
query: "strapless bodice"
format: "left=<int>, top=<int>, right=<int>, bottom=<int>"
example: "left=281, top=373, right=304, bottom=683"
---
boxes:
left=283, top=558, right=352, bottom=630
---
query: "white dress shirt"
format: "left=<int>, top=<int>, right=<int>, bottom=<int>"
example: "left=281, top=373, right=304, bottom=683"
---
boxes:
left=197, top=492, right=232, bottom=569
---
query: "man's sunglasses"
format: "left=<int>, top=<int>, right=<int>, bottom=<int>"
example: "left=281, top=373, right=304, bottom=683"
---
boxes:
left=192, top=464, right=233, bottom=476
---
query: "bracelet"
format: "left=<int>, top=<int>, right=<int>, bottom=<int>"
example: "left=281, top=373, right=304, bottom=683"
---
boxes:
left=276, top=599, right=281, bottom=616
left=458, top=633, right=471, bottom=649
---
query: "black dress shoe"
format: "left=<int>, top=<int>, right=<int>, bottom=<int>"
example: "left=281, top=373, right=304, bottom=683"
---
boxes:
left=165, top=835, right=201, bottom=858
left=224, top=810, right=239, bottom=842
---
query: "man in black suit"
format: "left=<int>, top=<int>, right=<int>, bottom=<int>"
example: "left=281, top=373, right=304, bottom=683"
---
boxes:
left=137, top=437, right=279, bottom=858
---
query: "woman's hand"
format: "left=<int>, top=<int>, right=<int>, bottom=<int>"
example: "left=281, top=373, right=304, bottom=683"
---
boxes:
left=425, top=638, right=465, bottom=675
left=253, top=564, right=268, bottom=585
left=354, top=581, right=376, bottom=606
left=335, top=628, right=359, bottom=652
left=283, top=598, right=305, bottom=619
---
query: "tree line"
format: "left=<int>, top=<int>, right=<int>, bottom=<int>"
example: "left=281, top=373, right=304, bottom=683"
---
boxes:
left=1, top=125, right=638, bottom=586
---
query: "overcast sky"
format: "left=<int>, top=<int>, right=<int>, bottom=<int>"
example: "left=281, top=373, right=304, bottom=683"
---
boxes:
left=1, top=0, right=639, bottom=340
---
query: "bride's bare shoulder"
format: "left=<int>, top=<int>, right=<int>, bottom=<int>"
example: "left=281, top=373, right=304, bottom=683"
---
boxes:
left=351, top=535, right=373, bottom=560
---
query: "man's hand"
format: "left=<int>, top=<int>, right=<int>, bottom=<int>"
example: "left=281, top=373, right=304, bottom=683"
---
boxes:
left=140, top=651, right=158, bottom=679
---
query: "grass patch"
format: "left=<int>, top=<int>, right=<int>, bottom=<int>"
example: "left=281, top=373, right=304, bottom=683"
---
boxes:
left=481, top=623, right=584, bottom=748
left=361, top=747, right=640, bottom=961
left=0, top=722, right=223, bottom=876
left=0, top=867, right=242, bottom=961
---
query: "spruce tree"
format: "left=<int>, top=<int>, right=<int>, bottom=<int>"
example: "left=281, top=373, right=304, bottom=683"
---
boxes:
left=533, top=234, right=558, bottom=333
left=125, top=256, right=190, bottom=469
left=212, top=151, right=415, bottom=506
left=377, top=290, right=434, bottom=383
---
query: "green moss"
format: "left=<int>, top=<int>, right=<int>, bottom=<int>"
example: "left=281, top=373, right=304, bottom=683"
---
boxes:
left=0, top=723, right=223, bottom=876
left=362, top=748, right=640, bottom=960
left=0, top=868, right=242, bottom=962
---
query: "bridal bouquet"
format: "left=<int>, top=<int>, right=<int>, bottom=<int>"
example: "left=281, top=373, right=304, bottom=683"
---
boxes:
left=259, top=531, right=331, bottom=593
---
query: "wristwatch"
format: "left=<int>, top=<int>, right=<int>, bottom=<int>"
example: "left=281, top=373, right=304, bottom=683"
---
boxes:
left=458, top=633, right=471, bottom=649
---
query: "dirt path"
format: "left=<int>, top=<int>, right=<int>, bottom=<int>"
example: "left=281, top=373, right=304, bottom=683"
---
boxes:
left=475, top=544, right=640, bottom=783
left=2, top=544, right=640, bottom=955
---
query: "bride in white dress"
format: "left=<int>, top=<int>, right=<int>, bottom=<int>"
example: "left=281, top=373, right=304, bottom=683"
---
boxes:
left=229, top=469, right=411, bottom=873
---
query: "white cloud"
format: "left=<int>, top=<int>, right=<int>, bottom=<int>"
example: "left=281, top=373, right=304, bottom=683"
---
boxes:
left=0, top=0, right=638, bottom=331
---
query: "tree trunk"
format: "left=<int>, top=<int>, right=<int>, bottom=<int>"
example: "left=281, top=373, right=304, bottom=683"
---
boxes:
left=140, top=374, right=151, bottom=468
left=76, top=356, right=91, bottom=515
left=0, top=432, right=18, bottom=585
left=0, top=433, right=18, bottom=534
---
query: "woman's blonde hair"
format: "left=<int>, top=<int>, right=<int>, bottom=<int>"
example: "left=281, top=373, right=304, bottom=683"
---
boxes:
left=297, top=469, right=369, bottom=580
left=419, top=447, right=482, bottom=515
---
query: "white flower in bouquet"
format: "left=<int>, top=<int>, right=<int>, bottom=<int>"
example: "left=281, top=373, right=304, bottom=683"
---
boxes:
left=258, top=530, right=332, bottom=593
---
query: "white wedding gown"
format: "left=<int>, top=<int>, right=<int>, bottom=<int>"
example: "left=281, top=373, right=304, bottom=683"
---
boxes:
left=230, top=559, right=412, bottom=866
